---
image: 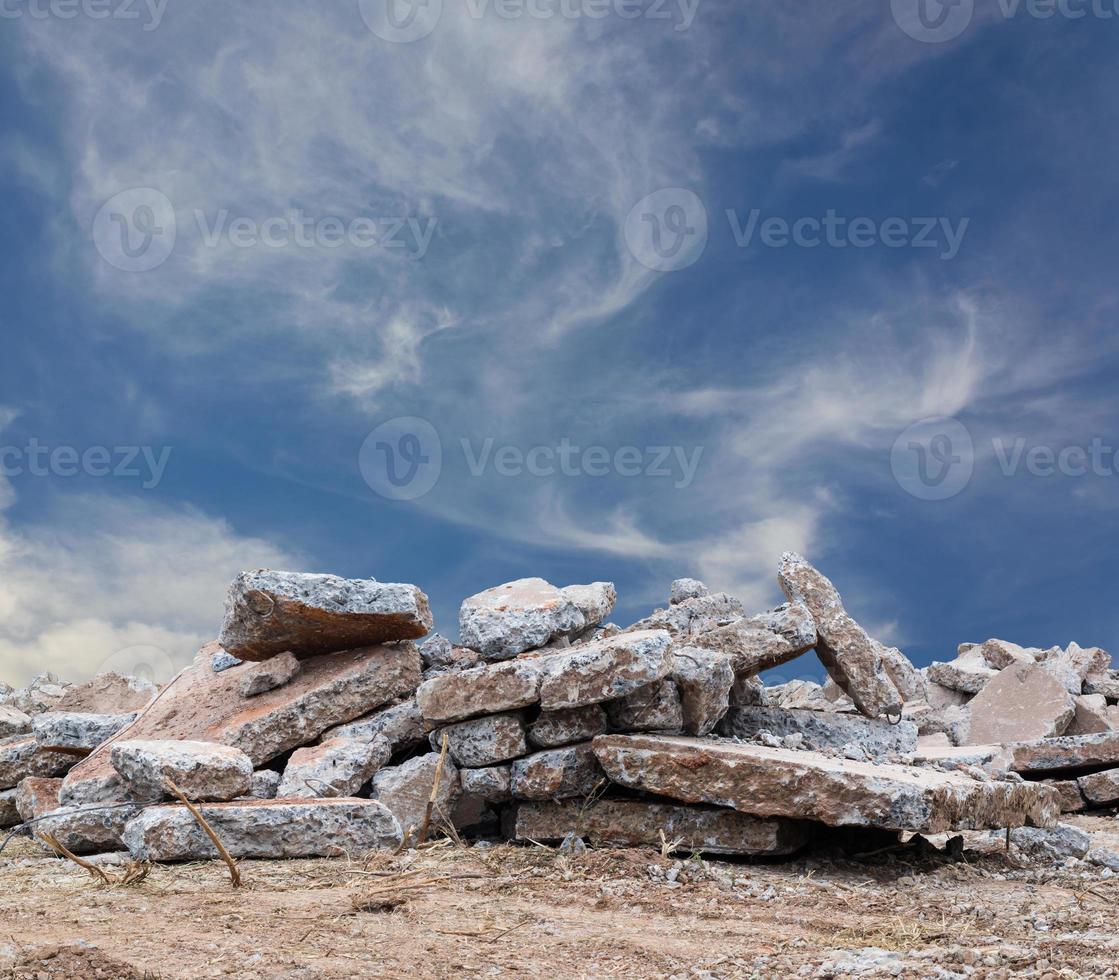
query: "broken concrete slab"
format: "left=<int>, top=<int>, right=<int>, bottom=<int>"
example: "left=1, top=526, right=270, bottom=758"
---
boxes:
left=925, top=679, right=970, bottom=710
left=1004, top=824, right=1090, bottom=863
left=510, top=743, right=603, bottom=801
left=1084, top=670, right=1119, bottom=700
left=123, top=799, right=402, bottom=861
left=429, top=713, right=527, bottom=768
left=527, top=705, right=608, bottom=749
left=322, top=698, right=426, bottom=755
left=913, top=739, right=1011, bottom=774
left=37, top=803, right=142, bottom=854
left=777, top=553, right=902, bottom=719
left=219, top=570, right=432, bottom=661
left=627, top=592, right=744, bottom=638
left=61, top=642, right=420, bottom=806
left=671, top=649, right=734, bottom=736
left=1007, top=732, right=1119, bottom=776
left=1053, top=642, right=1111, bottom=679
left=460, top=765, right=512, bottom=804
left=417, top=658, right=543, bottom=728
left=418, top=634, right=481, bottom=673
left=55, top=673, right=159, bottom=714
left=513, top=799, right=813, bottom=857
left=1045, top=779, right=1088, bottom=813
left=1076, top=768, right=1119, bottom=806
left=32, top=712, right=138, bottom=751
left=669, top=578, right=709, bottom=605
left=14, top=776, right=62, bottom=821
left=0, top=788, right=17, bottom=828
left=964, top=663, right=1075, bottom=746
left=0, top=706, right=33, bottom=739
left=371, top=752, right=461, bottom=837
left=1066, top=694, right=1113, bottom=736
left=719, top=706, right=919, bottom=757
left=926, top=649, right=999, bottom=695
left=538, top=629, right=674, bottom=712
left=877, top=645, right=926, bottom=702
left=604, top=681, right=684, bottom=734
left=278, top=736, right=390, bottom=799
left=458, top=578, right=615, bottom=660
left=249, top=769, right=281, bottom=799
left=239, top=652, right=300, bottom=697
left=111, top=740, right=254, bottom=803
left=593, top=734, right=1059, bottom=833
left=1, top=736, right=74, bottom=790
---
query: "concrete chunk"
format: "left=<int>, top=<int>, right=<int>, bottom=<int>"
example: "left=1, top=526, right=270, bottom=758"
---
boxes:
left=669, top=578, right=710, bottom=604
left=926, top=650, right=999, bottom=695
left=0, top=706, right=33, bottom=739
left=593, top=734, right=1059, bottom=833
left=123, top=799, right=402, bottom=861
left=249, top=769, right=281, bottom=799
left=720, top=706, right=918, bottom=757
left=459, top=578, right=615, bottom=659
left=538, top=629, right=675, bottom=711
left=1008, top=732, right=1119, bottom=774
left=1044, top=779, right=1087, bottom=813
left=219, top=570, right=432, bottom=661
left=323, top=698, right=426, bottom=754
left=1077, top=767, right=1119, bottom=805
left=510, top=743, right=603, bottom=801
left=14, top=776, right=62, bottom=821
left=1066, top=694, right=1113, bottom=736
left=417, top=659, right=543, bottom=728
left=604, top=681, right=684, bottom=734
left=37, top=803, right=141, bottom=854
left=430, top=713, right=527, bottom=767
left=691, top=603, right=817, bottom=676
left=55, top=673, right=159, bottom=714
left=0, top=788, right=18, bottom=828
left=32, top=712, right=138, bottom=751
left=278, top=736, right=390, bottom=798
left=513, top=799, right=813, bottom=856
left=528, top=705, right=608, bottom=748
left=1, top=735, right=73, bottom=790
left=239, top=652, right=300, bottom=697
left=963, top=663, right=1075, bottom=745
left=62, top=642, right=419, bottom=806
left=777, top=553, right=902, bottom=719
left=371, top=753, right=461, bottom=837
left=671, top=648, right=734, bottom=737
left=627, top=592, right=744, bottom=637
left=111, top=740, right=254, bottom=802
left=460, top=765, right=512, bottom=803
left=1004, top=824, right=1090, bottom=863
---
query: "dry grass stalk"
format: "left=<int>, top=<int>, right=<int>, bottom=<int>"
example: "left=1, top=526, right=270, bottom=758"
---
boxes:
left=37, top=832, right=113, bottom=886
left=416, top=732, right=450, bottom=846
left=164, top=778, right=242, bottom=888
left=350, top=870, right=451, bottom=913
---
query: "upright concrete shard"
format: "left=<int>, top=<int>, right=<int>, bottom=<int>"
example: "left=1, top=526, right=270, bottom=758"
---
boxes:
left=61, top=642, right=420, bottom=806
left=122, top=799, right=403, bottom=861
left=671, top=649, right=734, bottom=736
left=876, top=644, right=926, bottom=703
left=593, top=735, right=1059, bottom=833
left=690, top=602, right=817, bottom=677
left=513, top=799, right=813, bottom=857
left=219, top=570, right=432, bottom=661
left=777, top=553, right=902, bottom=719
left=719, top=706, right=918, bottom=757
left=964, top=663, right=1075, bottom=746
left=458, top=578, right=615, bottom=660
left=110, top=740, right=254, bottom=802
left=1008, top=732, right=1119, bottom=775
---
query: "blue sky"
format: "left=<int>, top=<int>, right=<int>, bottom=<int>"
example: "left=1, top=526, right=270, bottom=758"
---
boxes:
left=1, top=0, right=1118, bottom=686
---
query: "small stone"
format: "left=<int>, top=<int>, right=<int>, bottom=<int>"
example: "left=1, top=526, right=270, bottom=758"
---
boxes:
left=527, top=705, right=608, bottom=748
left=671, top=648, right=734, bottom=736
left=1077, top=767, right=1119, bottom=805
left=0, top=706, right=33, bottom=739
left=111, top=740, right=254, bottom=802
left=210, top=647, right=244, bottom=673
left=460, top=765, right=512, bottom=803
left=777, top=553, right=902, bottom=719
left=278, top=736, right=390, bottom=799
left=218, top=569, right=433, bottom=661
left=720, top=706, right=918, bottom=756
left=1087, top=847, right=1119, bottom=871
left=37, top=803, right=142, bottom=854
left=249, top=769, right=281, bottom=799
left=322, top=698, right=426, bottom=754
left=123, top=799, right=402, bottom=860
left=513, top=799, right=813, bottom=856
left=55, top=673, right=159, bottom=713
left=669, top=578, right=710, bottom=604
left=1004, top=824, right=1090, bottom=863
left=458, top=578, right=615, bottom=660
left=964, top=664, right=1075, bottom=745
left=510, top=743, right=604, bottom=800
left=32, top=712, right=138, bottom=751
left=604, top=681, right=684, bottom=734
left=371, top=753, right=461, bottom=838
left=14, top=776, right=62, bottom=821
left=234, top=651, right=300, bottom=698
left=430, top=713, right=527, bottom=768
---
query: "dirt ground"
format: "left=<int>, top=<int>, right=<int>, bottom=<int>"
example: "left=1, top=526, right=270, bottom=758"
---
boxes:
left=2, top=815, right=1119, bottom=979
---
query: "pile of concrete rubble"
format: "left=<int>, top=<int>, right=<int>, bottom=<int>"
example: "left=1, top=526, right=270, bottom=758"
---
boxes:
left=3, top=553, right=1118, bottom=866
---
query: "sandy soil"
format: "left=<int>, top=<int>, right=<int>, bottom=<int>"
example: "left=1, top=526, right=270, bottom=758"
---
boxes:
left=2, top=815, right=1119, bottom=979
